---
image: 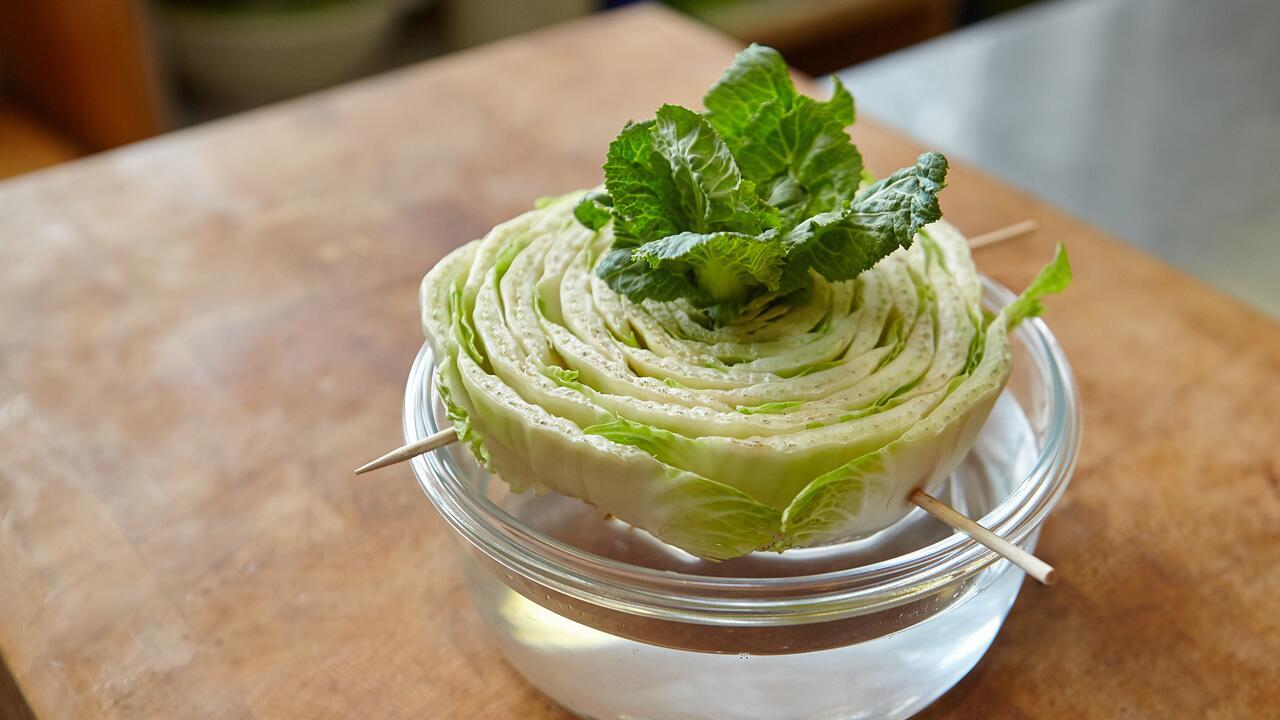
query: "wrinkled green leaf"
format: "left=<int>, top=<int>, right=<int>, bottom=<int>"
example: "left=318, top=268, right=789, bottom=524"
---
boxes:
left=596, top=246, right=702, bottom=303
left=578, top=44, right=946, bottom=324
left=705, top=46, right=861, bottom=229
left=573, top=191, right=613, bottom=231
left=651, top=104, right=775, bottom=235
left=737, top=95, right=864, bottom=227
left=633, top=230, right=786, bottom=302
left=603, top=121, right=685, bottom=246
left=782, top=152, right=948, bottom=287
left=703, top=44, right=798, bottom=142
left=821, top=75, right=856, bottom=127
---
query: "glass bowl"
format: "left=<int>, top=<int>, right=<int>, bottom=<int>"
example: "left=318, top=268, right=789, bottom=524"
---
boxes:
left=404, top=277, right=1081, bottom=720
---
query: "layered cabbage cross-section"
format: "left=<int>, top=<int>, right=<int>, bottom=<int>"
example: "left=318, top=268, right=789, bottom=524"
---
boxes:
left=420, top=194, right=1067, bottom=559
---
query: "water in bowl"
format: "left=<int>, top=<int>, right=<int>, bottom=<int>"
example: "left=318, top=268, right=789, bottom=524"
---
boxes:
left=445, top=391, right=1040, bottom=720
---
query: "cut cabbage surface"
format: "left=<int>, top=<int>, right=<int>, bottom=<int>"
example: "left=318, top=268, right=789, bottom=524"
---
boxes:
left=420, top=194, right=1068, bottom=559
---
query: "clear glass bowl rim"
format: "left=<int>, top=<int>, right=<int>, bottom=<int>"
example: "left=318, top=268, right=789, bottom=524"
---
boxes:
left=405, top=277, right=1082, bottom=625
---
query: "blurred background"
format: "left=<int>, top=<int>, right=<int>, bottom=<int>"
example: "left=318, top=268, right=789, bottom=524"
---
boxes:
left=0, top=0, right=1037, bottom=181
left=1, top=0, right=1276, bottom=315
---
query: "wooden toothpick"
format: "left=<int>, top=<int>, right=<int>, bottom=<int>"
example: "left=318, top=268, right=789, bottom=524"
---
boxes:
left=354, top=427, right=457, bottom=475
left=967, top=219, right=1038, bottom=249
left=909, top=488, right=1057, bottom=585
left=355, top=434, right=1057, bottom=583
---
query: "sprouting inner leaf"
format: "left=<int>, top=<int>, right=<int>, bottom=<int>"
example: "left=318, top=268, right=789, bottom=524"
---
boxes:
left=574, top=191, right=613, bottom=231
left=780, top=152, right=948, bottom=290
left=651, top=104, right=777, bottom=236
left=737, top=103, right=862, bottom=229
left=582, top=43, right=946, bottom=325
left=633, top=230, right=786, bottom=302
left=602, top=120, right=685, bottom=246
left=703, top=44, right=799, bottom=142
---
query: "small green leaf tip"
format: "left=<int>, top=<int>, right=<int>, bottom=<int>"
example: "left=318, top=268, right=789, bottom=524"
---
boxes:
left=574, top=191, right=613, bottom=231
left=1006, top=244, right=1072, bottom=327
left=575, top=44, right=949, bottom=323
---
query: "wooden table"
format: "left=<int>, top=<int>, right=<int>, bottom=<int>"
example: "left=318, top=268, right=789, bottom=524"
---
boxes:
left=1, top=5, right=1276, bottom=718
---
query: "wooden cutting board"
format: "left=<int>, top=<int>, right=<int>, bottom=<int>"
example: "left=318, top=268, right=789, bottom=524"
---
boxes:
left=0, top=5, right=1275, bottom=718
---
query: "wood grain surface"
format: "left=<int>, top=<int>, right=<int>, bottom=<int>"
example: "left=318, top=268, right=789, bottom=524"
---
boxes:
left=1, top=5, right=1276, bottom=718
